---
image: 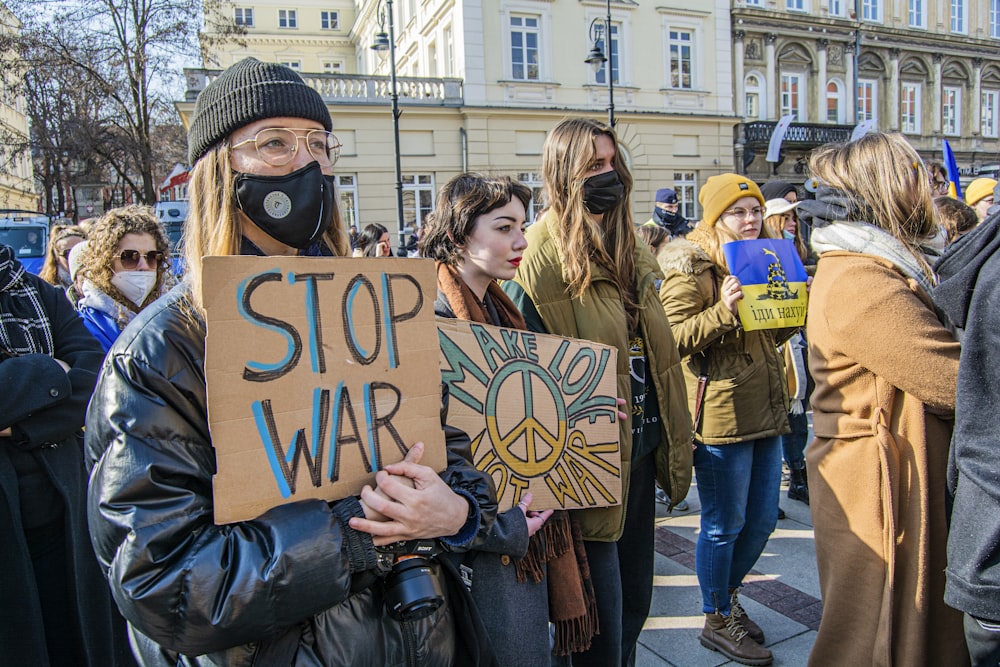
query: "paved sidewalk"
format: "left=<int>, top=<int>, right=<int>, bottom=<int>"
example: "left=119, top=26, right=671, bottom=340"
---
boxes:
left=636, top=475, right=819, bottom=666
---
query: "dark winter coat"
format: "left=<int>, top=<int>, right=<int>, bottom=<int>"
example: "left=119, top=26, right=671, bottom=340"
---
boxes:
left=934, top=214, right=1000, bottom=623
left=0, top=268, right=133, bottom=666
left=85, top=284, right=499, bottom=666
left=434, top=290, right=551, bottom=667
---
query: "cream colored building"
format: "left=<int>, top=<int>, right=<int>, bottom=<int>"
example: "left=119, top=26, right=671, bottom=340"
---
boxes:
left=731, top=0, right=1000, bottom=187
left=0, top=5, right=37, bottom=212
left=183, top=0, right=740, bottom=235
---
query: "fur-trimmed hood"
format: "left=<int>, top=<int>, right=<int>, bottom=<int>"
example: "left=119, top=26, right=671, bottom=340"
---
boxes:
left=653, top=238, right=714, bottom=276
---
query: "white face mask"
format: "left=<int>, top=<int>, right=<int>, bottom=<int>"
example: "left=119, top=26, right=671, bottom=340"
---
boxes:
left=57, top=266, right=72, bottom=285
left=111, top=270, right=157, bottom=307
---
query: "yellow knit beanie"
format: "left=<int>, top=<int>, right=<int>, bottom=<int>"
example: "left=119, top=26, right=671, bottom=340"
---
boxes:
left=964, top=177, right=997, bottom=206
left=699, top=174, right=765, bottom=226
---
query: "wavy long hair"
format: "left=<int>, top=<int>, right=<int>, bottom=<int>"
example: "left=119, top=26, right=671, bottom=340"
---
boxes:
left=541, top=118, right=640, bottom=332
left=419, top=173, right=532, bottom=267
left=183, top=143, right=348, bottom=313
left=39, top=224, right=87, bottom=286
left=80, top=205, right=170, bottom=312
left=808, top=132, right=937, bottom=276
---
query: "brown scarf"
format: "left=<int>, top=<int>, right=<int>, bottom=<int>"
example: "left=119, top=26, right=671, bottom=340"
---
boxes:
left=436, top=261, right=599, bottom=655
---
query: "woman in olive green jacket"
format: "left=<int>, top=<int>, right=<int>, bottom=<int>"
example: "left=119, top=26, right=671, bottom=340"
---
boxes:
left=657, top=174, right=794, bottom=667
left=503, top=118, right=692, bottom=667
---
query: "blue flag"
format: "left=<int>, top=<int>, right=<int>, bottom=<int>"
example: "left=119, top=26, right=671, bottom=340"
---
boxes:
left=722, top=239, right=808, bottom=331
left=943, top=139, right=963, bottom=200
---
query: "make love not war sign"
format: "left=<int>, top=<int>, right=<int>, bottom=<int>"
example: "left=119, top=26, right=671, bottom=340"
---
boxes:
left=437, top=318, right=622, bottom=512
left=203, top=256, right=445, bottom=524
left=722, top=238, right=809, bottom=331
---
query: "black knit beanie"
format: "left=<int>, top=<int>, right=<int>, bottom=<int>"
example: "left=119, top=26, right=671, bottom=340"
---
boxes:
left=187, top=57, right=332, bottom=165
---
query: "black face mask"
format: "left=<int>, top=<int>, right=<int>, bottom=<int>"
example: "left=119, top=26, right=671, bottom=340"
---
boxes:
left=235, top=161, right=335, bottom=250
left=582, top=169, right=625, bottom=214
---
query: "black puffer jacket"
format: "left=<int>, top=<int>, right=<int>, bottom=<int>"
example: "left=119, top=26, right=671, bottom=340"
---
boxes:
left=85, top=285, right=498, bottom=666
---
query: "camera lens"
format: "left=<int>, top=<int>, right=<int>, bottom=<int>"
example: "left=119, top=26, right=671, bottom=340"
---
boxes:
left=383, top=556, right=445, bottom=622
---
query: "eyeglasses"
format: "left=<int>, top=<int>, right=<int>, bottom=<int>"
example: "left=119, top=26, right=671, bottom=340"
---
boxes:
left=723, top=207, right=764, bottom=220
left=119, top=249, right=163, bottom=269
left=231, top=128, right=342, bottom=168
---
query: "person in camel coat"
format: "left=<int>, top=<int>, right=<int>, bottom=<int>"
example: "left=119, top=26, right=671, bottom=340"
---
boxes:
left=797, top=132, right=967, bottom=667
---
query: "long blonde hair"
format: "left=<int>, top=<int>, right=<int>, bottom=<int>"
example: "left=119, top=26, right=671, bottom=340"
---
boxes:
left=542, top=118, right=640, bottom=331
left=183, top=143, right=348, bottom=313
left=39, top=224, right=87, bottom=286
left=809, top=133, right=937, bottom=252
left=762, top=213, right=808, bottom=263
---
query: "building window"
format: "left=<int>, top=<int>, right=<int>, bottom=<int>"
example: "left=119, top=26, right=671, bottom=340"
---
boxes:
left=427, top=42, right=438, bottom=77
left=278, top=9, right=297, bottom=28
left=744, top=0, right=762, bottom=5
left=668, top=28, right=693, bottom=89
left=982, top=90, right=999, bottom=138
left=322, top=60, right=344, bottom=74
left=321, top=11, right=339, bottom=30
left=827, top=80, right=844, bottom=123
left=857, top=79, right=878, bottom=121
left=517, top=172, right=544, bottom=222
left=336, top=175, right=358, bottom=230
left=909, top=0, right=925, bottom=28
left=745, top=73, right=765, bottom=119
left=443, top=25, right=455, bottom=76
left=786, top=0, right=806, bottom=11
left=280, top=60, right=302, bottom=71
left=943, top=86, right=961, bottom=135
left=780, top=73, right=805, bottom=120
left=951, top=0, right=966, bottom=33
left=900, top=83, right=921, bottom=134
left=673, top=171, right=697, bottom=221
left=402, top=174, right=435, bottom=228
left=234, top=7, right=254, bottom=26
left=594, top=23, right=621, bottom=86
left=862, top=0, right=881, bottom=22
left=510, top=15, right=540, bottom=81
left=992, top=0, right=1000, bottom=38
left=829, top=0, right=843, bottom=16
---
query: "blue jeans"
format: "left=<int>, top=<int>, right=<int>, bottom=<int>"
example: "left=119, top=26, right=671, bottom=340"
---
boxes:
left=781, top=411, right=808, bottom=470
left=694, top=437, right=782, bottom=614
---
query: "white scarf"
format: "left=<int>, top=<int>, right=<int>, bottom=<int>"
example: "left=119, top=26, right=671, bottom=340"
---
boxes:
left=810, top=220, right=939, bottom=295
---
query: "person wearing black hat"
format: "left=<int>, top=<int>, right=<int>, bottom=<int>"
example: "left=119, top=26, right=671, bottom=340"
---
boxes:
left=84, top=57, right=498, bottom=667
left=644, top=187, right=692, bottom=237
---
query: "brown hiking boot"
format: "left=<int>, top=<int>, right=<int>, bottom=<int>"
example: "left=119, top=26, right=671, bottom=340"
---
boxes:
left=700, top=612, right=773, bottom=666
left=730, top=587, right=765, bottom=644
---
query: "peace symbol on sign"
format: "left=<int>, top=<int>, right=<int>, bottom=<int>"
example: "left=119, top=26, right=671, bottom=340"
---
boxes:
left=485, top=360, right=567, bottom=478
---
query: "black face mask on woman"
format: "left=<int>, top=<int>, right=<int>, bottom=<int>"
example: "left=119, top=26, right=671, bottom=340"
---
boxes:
left=235, top=161, right=335, bottom=249
left=582, top=169, right=625, bottom=214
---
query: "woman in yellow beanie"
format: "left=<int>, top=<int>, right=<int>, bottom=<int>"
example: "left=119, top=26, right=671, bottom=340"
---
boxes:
left=657, top=173, right=796, bottom=666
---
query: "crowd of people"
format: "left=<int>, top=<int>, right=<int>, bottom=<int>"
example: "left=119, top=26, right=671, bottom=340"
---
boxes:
left=2, top=55, right=997, bottom=667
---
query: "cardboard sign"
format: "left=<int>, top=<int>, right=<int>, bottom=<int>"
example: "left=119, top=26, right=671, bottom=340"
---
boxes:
left=203, top=256, right=446, bottom=524
left=722, top=238, right=808, bottom=331
left=437, top=318, right=622, bottom=512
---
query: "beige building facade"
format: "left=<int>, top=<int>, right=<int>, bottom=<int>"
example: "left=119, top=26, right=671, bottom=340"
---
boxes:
left=732, top=0, right=1000, bottom=187
left=0, top=4, right=37, bottom=212
left=183, top=0, right=740, bottom=235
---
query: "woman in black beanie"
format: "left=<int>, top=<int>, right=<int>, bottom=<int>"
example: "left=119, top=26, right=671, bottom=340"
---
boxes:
left=84, top=57, right=498, bottom=667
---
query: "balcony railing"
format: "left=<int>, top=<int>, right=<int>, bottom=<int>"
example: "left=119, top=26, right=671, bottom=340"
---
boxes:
left=183, top=69, right=464, bottom=107
left=739, top=121, right=854, bottom=148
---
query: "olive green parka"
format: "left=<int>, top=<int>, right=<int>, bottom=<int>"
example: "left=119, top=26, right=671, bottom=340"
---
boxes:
left=506, top=212, right=693, bottom=542
left=656, top=237, right=792, bottom=444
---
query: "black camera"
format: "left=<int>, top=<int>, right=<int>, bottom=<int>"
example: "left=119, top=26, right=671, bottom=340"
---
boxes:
left=375, top=540, right=445, bottom=621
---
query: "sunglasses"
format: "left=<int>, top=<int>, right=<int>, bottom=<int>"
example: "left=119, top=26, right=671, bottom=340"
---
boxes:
left=119, top=249, right=163, bottom=269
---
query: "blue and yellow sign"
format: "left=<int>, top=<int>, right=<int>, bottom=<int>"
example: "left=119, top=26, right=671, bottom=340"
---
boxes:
left=722, top=239, right=808, bottom=331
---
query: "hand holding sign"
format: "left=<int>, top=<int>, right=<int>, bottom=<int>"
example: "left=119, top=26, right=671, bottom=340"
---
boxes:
left=518, top=491, right=554, bottom=538
left=721, top=275, right=744, bottom=315
left=350, top=442, right=471, bottom=546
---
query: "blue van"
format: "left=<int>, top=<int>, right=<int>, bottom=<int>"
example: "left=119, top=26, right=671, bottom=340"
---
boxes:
left=0, top=215, right=50, bottom=274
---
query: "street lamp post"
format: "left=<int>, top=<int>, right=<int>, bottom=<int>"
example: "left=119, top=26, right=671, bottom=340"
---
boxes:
left=584, top=0, right=615, bottom=127
left=371, top=0, right=405, bottom=236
